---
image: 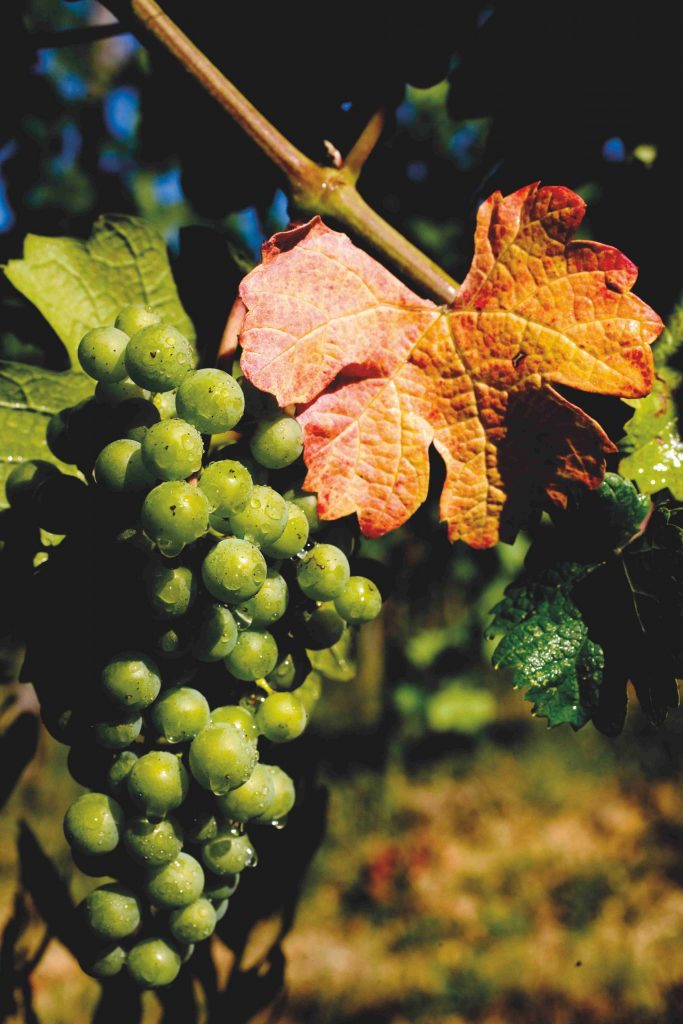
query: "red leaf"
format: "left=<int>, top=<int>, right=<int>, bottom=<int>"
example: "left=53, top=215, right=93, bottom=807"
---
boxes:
left=239, top=184, right=661, bottom=547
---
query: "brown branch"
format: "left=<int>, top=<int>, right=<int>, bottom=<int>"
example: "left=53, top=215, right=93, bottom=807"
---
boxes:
left=344, top=109, right=386, bottom=180
left=125, top=0, right=459, bottom=303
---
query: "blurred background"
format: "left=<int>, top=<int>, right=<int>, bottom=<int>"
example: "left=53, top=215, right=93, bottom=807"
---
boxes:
left=1, top=2, right=683, bottom=1022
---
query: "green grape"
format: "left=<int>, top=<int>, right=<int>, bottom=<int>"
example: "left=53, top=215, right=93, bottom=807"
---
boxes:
left=229, top=485, right=287, bottom=547
left=94, top=439, right=156, bottom=492
left=80, top=944, right=127, bottom=979
left=150, top=687, right=210, bottom=743
left=209, top=705, right=259, bottom=742
left=5, top=460, right=59, bottom=512
left=144, top=560, right=197, bottom=619
left=115, top=304, right=162, bottom=336
left=192, top=603, right=238, bottom=662
left=126, top=936, right=181, bottom=988
left=201, top=537, right=267, bottom=604
left=116, top=397, right=160, bottom=442
left=334, top=575, right=382, bottom=624
left=106, top=750, right=138, bottom=795
left=198, top=459, right=253, bottom=517
left=64, top=793, right=124, bottom=855
left=123, top=816, right=183, bottom=866
left=102, top=651, right=162, bottom=712
left=78, top=326, right=129, bottom=382
left=214, top=899, right=229, bottom=922
left=254, top=766, right=296, bottom=824
left=153, top=390, right=177, bottom=419
left=83, top=883, right=142, bottom=941
left=183, top=811, right=218, bottom=845
left=286, top=490, right=321, bottom=533
left=262, top=501, right=310, bottom=558
left=125, top=323, right=194, bottom=392
left=225, top=630, right=278, bottom=681
left=146, top=852, right=204, bottom=909
left=188, top=723, right=258, bottom=794
left=249, top=411, right=303, bottom=469
left=266, top=649, right=311, bottom=692
left=234, top=569, right=288, bottom=628
left=95, top=376, right=150, bottom=405
left=169, top=897, right=217, bottom=944
left=153, top=625, right=188, bottom=659
left=301, top=602, right=345, bottom=649
left=127, top=751, right=189, bottom=817
left=141, top=419, right=204, bottom=481
left=141, top=481, right=210, bottom=556
left=176, top=369, right=245, bottom=434
left=215, top=764, right=274, bottom=822
left=296, top=543, right=350, bottom=600
left=94, top=715, right=142, bottom=750
left=201, top=831, right=255, bottom=876
left=256, top=692, right=308, bottom=743
left=297, top=672, right=323, bottom=716
left=203, top=873, right=240, bottom=900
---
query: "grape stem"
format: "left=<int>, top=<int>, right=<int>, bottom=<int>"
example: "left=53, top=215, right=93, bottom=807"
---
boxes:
left=124, top=0, right=459, bottom=304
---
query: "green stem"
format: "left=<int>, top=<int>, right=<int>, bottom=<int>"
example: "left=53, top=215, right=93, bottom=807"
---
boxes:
left=127, top=0, right=459, bottom=304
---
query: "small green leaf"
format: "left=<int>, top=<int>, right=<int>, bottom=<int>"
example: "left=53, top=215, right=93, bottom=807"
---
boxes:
left=490, top=566, right=602, bottom=729
left=0, top=361, right=92, bottom=507
left=620, top=320, right=683, bottom=498
left=5, top=215, right=194, bottom=367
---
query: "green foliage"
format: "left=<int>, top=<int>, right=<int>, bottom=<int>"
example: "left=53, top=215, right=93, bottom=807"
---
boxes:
left=620, top=300, right=683, bottom=498
left=488, top=473, right=681, bottom=733
left=0, top=361, right=92, bottom=506
left=4, top=216, right=194, bottom=368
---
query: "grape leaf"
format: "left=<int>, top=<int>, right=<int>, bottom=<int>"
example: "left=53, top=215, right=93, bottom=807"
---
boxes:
left=239, top=183, right=661, bottom=548
left=488, top=474, right=680, bottom=731
left=0, top=361, right=92, bottom=507
left=620, top=300, right=683, bottom=498
left=5, top=215, right=194, bottom=368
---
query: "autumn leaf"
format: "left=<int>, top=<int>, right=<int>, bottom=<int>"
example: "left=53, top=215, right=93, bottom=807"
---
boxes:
left=239, top=183, right=661, bottom=547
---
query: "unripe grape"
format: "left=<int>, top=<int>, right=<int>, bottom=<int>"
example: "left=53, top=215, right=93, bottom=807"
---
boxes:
left=83, top=883, right=142, bottom=941
left=209, top=705, right=258, bottom=742
left=141, top=481, right=210, bottom=556
left=80, top=943, right=127, bottom=979
left=150, top=687, right=210, bottom=744
left=144, top=560, right=197, bottom=619
left=215, top=764, right=274, bottom=821
left=334, top=576, right=382, bottom=624
left=249, top=411, right=303, bottom=469
left=296, top=543, right=350, bottom=600
left=123, top=816, right=183, bottom=866
left=127, top=751, right=189, bottom=817
left=115, top=304, right=162, bottom=336
left=234, top=570, right=288, bottom=628
left=254, top=765, right=296, bottom=824
left=126, top=936, right=181, bottom=988
left=169, top=897, right=217, bottom=943
left=189, top=723, right=258, bottom=794
left=224, top=629, right=278, bottom=681
left=95, top=438, right=156, bottom=492
left=192, top=604, right=238, bottom=662
left=101, top=651, right=162, bottom=712
left=229, top=485, right=288, bottom=547
left=201, top=831, right=255, bottom=876
left=256, top=692, right=308, bottom=743
left=93, top=715, right=142, bottom=750
left=64, top=793, right=124, bottom=855
left=141, top=419, right=204, bottom=481
left=78, top=326, right=129, bottom=382
left=262, top=501, right=310, bottom=558
left=176, top=368, right=245, bottom=434
left=146, top=852, right=204, bottom=909
left=106, top=750, right=138, bottom=795
left=201, top=537, right=267, bottom=604
left=125, top=323, right=194, bottom=392
left=199, top=459, right=253, bottom=517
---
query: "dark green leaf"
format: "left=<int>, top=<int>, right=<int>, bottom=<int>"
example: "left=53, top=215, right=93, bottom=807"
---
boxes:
left=0, top=361, right=93, bottom=507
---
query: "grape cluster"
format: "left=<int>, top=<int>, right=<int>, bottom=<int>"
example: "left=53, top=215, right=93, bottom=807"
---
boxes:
left=6, top=305, right=382, bottom=989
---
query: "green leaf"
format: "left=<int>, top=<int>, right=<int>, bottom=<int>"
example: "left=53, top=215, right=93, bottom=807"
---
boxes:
left=4, top=215, right=194, bottom=367
left=0, top=361, right=92, bottom=507
left=489, top=563, right=602, bottom=729
left=620, top=314, right=683, bottom=498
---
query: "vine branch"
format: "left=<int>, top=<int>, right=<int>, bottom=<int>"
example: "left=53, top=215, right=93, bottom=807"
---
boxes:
left=126, top=0, right=459, bottom=304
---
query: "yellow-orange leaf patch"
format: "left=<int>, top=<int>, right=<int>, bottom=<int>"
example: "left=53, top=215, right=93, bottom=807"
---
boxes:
left=239, top=183, right=661, bottom=547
